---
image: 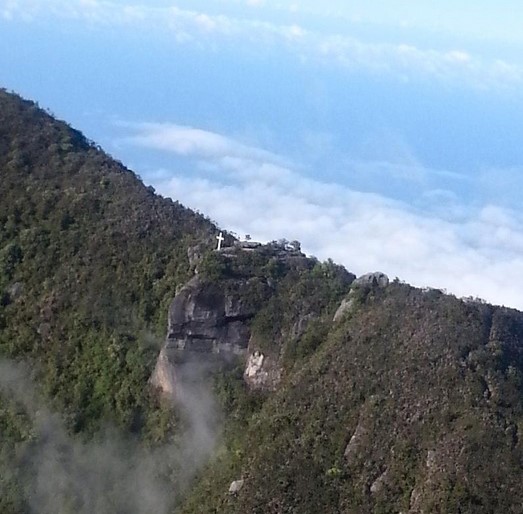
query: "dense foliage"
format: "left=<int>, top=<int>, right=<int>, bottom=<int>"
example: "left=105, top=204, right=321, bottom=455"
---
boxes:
left=0, top=87, right=223, bottom=463
left=3, top=89, right=523, bottom=514
left=181, top=283, right=523, bottom=513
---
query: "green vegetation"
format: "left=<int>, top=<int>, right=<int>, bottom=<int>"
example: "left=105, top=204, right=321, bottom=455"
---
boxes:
left=0, top=88, right=215, bottom=437
left=181, top=283, right=523, bottom=513
left=251, top=259, right=353, bottom=360
left=3, top=88, right=523, bottom=514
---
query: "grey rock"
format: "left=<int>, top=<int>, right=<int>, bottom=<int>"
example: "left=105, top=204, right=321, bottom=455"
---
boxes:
left=344, top=421, right=368, bottom=464
left=152, top=274, right=271, bottom=398
left=165, top=276, right=260, bottom=356
left=150, top=347, right=177, bottom=398
left=243, top=350, right=282, bottom=391
left=353, top=272, right=389, bottom=288
left=333, top=298, right=355, bottom=322
left=229, top=479, right=245, bottom=494
left=235, top=241, right=262, bottom=250
left=426, top=450, right=437, bottom=470
left=370, top=468, right=389, bottom=495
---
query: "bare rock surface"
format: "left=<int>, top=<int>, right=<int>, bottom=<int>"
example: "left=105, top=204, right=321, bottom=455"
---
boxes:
left=151, top=274, right=267, bottom=396
left=243, top=350, right=282, bottom=391
left=165, top=275, right=258, bottom=356
left=333, top=298, right=355, bottom=322
left=229, top=480, right=245, bottom=494
left=353, top=272, right=389, bottom=288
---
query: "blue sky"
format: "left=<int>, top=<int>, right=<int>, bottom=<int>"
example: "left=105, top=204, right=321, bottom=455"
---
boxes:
left=2, top=0, right=523, bottom=307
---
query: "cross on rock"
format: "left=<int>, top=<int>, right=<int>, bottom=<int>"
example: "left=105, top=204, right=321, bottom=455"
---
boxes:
left=216, top=232, right=225, bottom=250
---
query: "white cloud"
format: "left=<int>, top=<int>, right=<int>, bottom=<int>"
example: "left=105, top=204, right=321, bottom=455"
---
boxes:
left=3, top=0, right=522, bottom=90
left=129, top=123, right=523, bottom=310
left=121, top=122, right=284, bottom=166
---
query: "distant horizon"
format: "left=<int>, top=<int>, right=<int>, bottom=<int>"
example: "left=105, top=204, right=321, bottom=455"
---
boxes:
left=2, top=0, right=523, bottom=308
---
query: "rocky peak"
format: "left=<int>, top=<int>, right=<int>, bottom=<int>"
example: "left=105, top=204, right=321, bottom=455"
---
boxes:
left=353, top=271, right=389, bottom=288
left=151, top=242, right=355, bottom=398
left=151, top=243, right=313, bottom=397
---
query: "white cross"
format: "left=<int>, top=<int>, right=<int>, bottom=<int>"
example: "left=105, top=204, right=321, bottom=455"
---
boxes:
left=216, top=232, right=225, bottom=250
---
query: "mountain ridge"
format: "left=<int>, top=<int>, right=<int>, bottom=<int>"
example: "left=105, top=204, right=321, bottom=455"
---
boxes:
left=181, top=283, right=523, bottom=513
left=2, top=88, right=523, bottom=514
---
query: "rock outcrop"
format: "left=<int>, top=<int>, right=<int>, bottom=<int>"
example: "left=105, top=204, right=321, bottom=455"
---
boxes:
left=333, top=272, right=389, bottom=322
left=151, top=273, right=270, bottom=396
left=151, top=242, right=316, bottom=398
left=228, top=479, right=245, bottom=494
left=243, top=350, right=282, bottom=391
left=150, top=347, right=178, bottom=398
left=353, top=271, right=389, bottom=288
left=163, top=275, right=260, bottom=356
left=151, top=242, right=356, bottom=398
left=333, top=298, right=355, bottom=322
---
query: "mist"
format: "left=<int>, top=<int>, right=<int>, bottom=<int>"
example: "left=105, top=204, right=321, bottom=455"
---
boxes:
left=0, top=358, right=221, bottom=514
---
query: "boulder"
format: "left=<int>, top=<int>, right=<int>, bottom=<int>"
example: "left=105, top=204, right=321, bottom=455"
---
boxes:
left=353, top=272, right=389, bottom=288
left=229, top=479, right=245, bottom=494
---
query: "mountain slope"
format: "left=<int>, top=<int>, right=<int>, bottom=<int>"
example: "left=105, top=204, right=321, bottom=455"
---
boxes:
left=3, top=89, right=523, bottom=514
left=181, top=284, right=523, bottom=513
left=0, top=88, right=217, bottom=433
left=0, top=89, right=357, bottom=513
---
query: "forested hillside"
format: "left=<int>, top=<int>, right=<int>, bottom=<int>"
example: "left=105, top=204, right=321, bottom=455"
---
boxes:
left=2, top=89, right=523, bottom=514
left=0, top=89, right=221, bottom=432
left=0, top=89, right=224, bottom=512
left=182, top=284, right=523, bottom=513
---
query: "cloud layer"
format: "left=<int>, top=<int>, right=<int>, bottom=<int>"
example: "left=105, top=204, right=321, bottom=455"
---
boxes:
left=2, top=0, right=522, bottom=90
left=4, top=1, right=523, bottom=309
left=125, top=121, right=523, bottom=310
left=0, top=359, right=221, bottom=514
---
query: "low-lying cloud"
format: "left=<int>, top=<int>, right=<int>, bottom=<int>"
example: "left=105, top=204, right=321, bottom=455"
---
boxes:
left=123, top=122, right=282, bottom=165
left=126, top=122, right=523, bottom=310
left=0, top=359, right=221, bottom=514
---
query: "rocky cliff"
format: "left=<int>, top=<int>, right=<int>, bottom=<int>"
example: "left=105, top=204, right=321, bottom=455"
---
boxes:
left=150, top=271, right=268, bottom=395
left=151, top=242, right=355, bottom=397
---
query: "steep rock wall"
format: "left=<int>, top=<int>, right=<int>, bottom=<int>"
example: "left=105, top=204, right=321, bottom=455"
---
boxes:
left=150, top=273, right=270, bottom=396
left=151, top=244, right=357, bottom=398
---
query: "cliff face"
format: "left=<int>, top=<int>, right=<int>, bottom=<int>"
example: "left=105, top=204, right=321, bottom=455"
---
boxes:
left=150, top=243, right=355, bottom=397
left=150, top=273, right=269, bottom=394
left=165, top=275, right=258, bottom=354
